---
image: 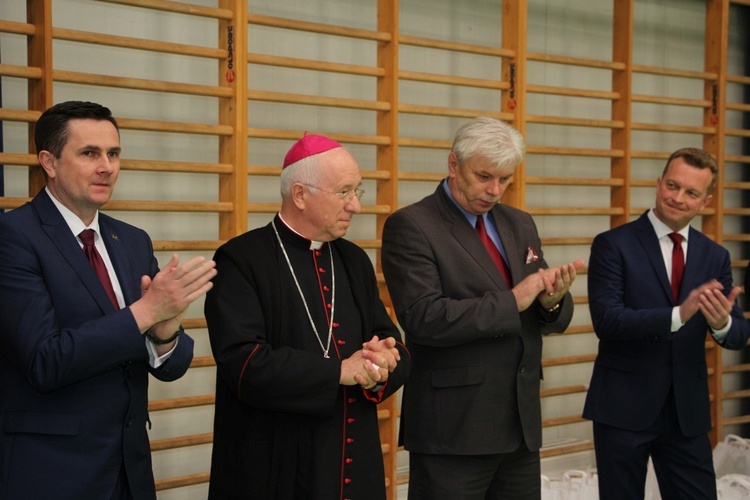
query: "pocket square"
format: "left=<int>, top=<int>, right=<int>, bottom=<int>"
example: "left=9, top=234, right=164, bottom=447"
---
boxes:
left=525, top=247, right=538, bottom=264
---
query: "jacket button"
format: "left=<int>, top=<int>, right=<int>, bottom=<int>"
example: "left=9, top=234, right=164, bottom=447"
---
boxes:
left=519, top=366, right=525, bottom=373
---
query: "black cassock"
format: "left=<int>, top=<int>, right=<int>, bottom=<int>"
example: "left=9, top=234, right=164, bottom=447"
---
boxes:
left=205, top=216, right=410, bottom=500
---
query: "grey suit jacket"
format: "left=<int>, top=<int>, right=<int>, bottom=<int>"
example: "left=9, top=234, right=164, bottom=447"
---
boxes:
left=381, top=182, right=573, bottom=455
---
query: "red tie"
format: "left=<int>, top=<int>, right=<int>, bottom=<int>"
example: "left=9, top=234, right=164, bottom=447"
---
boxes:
left=668, top=232, right=684, bottom=303
left=476, top=216, right=512, bottom=287
left=80, top=229, right=119, bottom=309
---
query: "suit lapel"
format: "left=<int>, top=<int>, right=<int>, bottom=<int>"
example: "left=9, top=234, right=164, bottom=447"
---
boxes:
left=100, top=216, right=135, bottom=306
left=32, top=191, right=117, bottom=313
left=435, top=185, right=509, bottom=289
left=489, top=206, right=520, bottom=286
left=634, top=213, right=674, bottom=304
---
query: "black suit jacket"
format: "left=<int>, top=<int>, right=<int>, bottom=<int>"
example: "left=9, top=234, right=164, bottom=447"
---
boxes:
left=0, top=190, right=194, bottom=500
left=381, top=183, right=573, bottom=455
left=583, top=212, right=749, bottom=436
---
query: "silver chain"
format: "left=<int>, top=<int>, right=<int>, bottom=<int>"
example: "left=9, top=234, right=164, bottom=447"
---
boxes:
left=272, top=220, right=334, bottom=358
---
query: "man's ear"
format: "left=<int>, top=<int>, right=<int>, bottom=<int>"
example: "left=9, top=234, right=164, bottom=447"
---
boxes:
left=291, top=183, right=307, bottom=209
left=38, top=150, right=57, bottom=179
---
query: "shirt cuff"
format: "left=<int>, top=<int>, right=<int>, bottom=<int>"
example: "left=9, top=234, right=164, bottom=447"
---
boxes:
left=145, top=336, right=179, bottom=368
left=711, top=316, right=732, bottom=341
left=670, top=306, right=684, bottom=332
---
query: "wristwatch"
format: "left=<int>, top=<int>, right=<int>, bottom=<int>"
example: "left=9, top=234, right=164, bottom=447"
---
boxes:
left=145, top=328, right=181, bottom=345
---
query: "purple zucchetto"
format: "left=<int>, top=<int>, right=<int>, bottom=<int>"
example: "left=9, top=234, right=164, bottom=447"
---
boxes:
left=283, top=133, right=342, bottom=168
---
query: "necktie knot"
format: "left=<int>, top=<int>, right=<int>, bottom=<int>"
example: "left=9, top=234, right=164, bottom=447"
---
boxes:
left=79, top=228, right=96, bottom=247
left=668, top=232, right=683, bottom=247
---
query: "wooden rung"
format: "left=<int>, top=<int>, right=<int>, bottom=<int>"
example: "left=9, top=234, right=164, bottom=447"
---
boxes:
left=53, top=27, right=226, bottom=59
left=631, top=94, right=709, bottom=108
left=398, top=137, right=453, bottom=149
left=117, top=117, right=233, bottom=136
left=631, top=122, right=715, bottom=134
left=541, top=384, right=588, bottom=398
left=542, top=354, right=597, bottom=367
left=98, top=0, right=233, bottom=20
left=248, top=53, right=384, bottom=78
left=526, top=176, right=624, bottom=187
left=540, top=236, right=594, bottom=246
left=0, top=197, right=31, bottom=210
left=249, top=89, right=390, bottom=111
left=190, top=356, right=216, bottom=368
left=526, top=145, right=624, bottom=158
left=631, top=64, right=717, bottom=81
left=181, top=318, right=207, bottom=329
left=723, top=234, right=750, bottom=242
left=540, top=440, right=594, bottom=459
left=723, top=414, right=750, bottom=427
left=398, top=70, right=508, bottom=90
left=630, top=150, right=672, bottom=160
left=399, top=34, right=513, bottom=58
left=630, top=179, right=656, bottom=187
left=248, top=13, right=390, bottom=42
left=398, top=103, right=512, bottom=120
left=0, top=151, right=38, bottom=165
left=0, top=63, right=43, bottom=80
left=151, top=240, right=222, bottom=251
left=0, top=19, right=36, bottom=36
left=155, top=472, right=210, bottom=491
left=150, top=432, right=213, bottom=451
left=542, top=414, right=587, bottom=427
left=102, top=200, right=233, bottom=213
left=526, top=114, right=625, bottom=129
left=121, top=159, right=233, bottom=174
left=727, top=73, right=750, bottom=85
left=722, top=363, right=750, bottom=374
left=722, top=208, right=750, bottom=216
left=723, top=181, right=750, bottom=190
left=377, top=409, right=392, bottom=420
left=247, top=128, right=390, bottom=146
left=726, top=102, right=750, bottom=113
left=722, top=389, right=750, bottom=400
left=527, top=84, right=619, bottom=101
left=525, top=207, right=623, bottom=216
left=54, top=70, right=234, bottom=99
left=562, top=325, right=594, bottom=335
left=398, top=171, right=448, bottom=182
left=726, top=128, right=750, bottom=138
left=246, top=202, right=390, bottom=215
left=149, top=394, right=215, bottom=411
left=527, top=52, right=625, bottom=71
left=572, top=296, right=589, bottom=305
left=246, top=165, right=390, bottom=181
left=350, top=239, right=381, bottom=249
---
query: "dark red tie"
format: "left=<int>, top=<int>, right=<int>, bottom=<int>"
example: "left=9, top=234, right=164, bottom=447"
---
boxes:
left=668, top=232, right=684, bottom=303
left=80, top=229, right=119, bottom=309
left=476, top=216, right=512, bottom=287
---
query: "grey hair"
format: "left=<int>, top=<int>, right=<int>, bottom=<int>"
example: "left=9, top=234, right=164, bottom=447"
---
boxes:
left=451, top=117, right=526, bottom=170
left=280, top=153, right=324, bottom=199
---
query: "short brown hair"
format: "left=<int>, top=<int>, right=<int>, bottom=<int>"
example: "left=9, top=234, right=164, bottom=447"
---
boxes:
left=662, top=147, right=718, bottom=194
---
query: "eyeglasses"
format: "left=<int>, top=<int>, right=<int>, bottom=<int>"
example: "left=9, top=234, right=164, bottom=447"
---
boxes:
left=303, top=184, right=365, bottom=202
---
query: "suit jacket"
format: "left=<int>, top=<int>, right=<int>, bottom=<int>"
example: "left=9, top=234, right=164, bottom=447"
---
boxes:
left=0, top=190, right=194, bottom=500
left=381, top=183, right=573, bottom=455
left=583, top=212, right=749, bottom=436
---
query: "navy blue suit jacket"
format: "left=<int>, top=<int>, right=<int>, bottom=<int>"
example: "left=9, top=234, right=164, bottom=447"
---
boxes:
left=583, top=212, right=749, bottom=437
left=0, top=190, right=194, bottom=500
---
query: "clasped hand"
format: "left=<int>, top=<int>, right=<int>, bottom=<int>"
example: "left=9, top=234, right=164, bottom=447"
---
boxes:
left=340, top=335, right=401, bottom=390
left=679, top=279, right=741, bottom=330
left=511, top=259, right=585, bottom=312
left=131, top=253, right=217, bottom=337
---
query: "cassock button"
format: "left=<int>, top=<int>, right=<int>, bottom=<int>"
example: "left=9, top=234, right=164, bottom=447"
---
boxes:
left=345, top=457, right=353, bottom=464
left=315, top=250, right=322, bottom=257
left=337, top=339, right=346, bottom=345
left=347, top=397, right=356, bottom=404
left=344, top=478, right=352, bottom=484
left=323, top=285, right=330, bottom=292
left=347, top=418, right=355, bottom=424
left=327, top=303, right=332, bottom=309
left=346, top=437, right=354, bottom=444
left=318, top=267, right=326, bottom=273
left=333, top=322, right=340, bottom=328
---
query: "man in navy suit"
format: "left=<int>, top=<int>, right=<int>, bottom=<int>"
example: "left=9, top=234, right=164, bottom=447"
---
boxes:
left=584, top=147, right=750, bottom=499
left=0, top=101, right=217, bottom=499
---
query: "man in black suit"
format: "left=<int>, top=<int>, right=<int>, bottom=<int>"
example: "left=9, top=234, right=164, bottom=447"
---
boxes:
left=382, top=117, right=583, bottom=499
left=0, top=101, right=216, bottom=499
left=585, top=147, right=750, bottom=499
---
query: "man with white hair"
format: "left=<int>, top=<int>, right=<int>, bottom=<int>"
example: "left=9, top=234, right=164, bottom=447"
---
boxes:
left=205, top=134, right=411, bottom=499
